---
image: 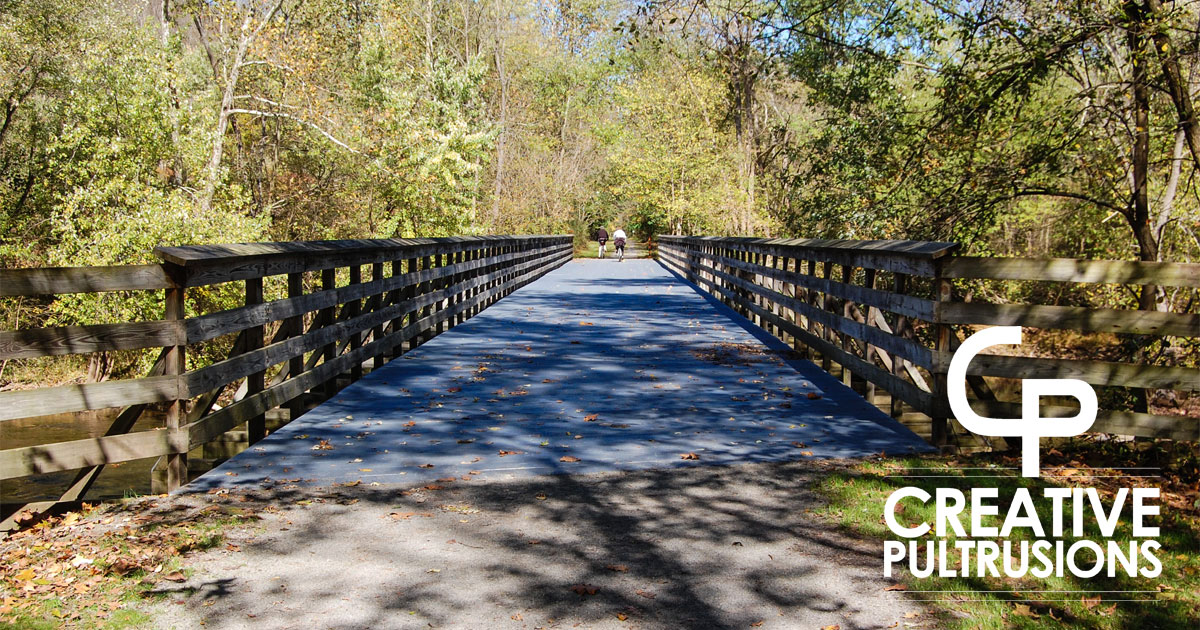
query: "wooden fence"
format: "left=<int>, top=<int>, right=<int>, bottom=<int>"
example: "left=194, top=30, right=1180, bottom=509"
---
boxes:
left=658, top=235, right=1200, bottom=447
left=0, top=236, right=572, bottom=520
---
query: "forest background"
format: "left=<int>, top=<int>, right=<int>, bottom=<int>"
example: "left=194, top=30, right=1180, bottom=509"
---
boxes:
left=1, top=0, right=1198, bottom=382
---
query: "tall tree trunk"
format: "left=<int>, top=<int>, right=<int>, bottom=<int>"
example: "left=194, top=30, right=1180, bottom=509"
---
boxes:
left=1145, top=0, right=1200, bottom=169
left=199, top=1, right=284, bottom=212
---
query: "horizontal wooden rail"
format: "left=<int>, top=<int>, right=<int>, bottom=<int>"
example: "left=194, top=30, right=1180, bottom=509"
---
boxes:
left=0, top=264, right=177, bottom=296
left=0, top=236, right=572, bottom=496
left=659, top=235, right=1200, bottom=447
left=942, top=256, right=1200, bottom=287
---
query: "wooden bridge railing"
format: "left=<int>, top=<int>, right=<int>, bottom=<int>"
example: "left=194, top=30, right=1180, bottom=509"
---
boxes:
left=658, top=235, right=1200, bottom=447
left=0, top=235, right=572, bottom=516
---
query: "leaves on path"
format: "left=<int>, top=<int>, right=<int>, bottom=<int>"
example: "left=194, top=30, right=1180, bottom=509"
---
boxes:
left=498, top=450, right=523, bottom=456
left=559, top=456, right=581, bottom=462
left=680, top=452, right=700, bottom=460
left=570, top=584, right=599, bottom=596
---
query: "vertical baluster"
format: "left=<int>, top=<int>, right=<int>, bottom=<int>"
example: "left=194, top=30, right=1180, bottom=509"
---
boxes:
left=246, top=277, right=265, bottom=444
left=321, top=268, right=337, bottom=398
left=891, top=273, right=909, bottom=419
left=287, top=272, right=304, bottom=421
left=372, top=261, right=385, bottom=369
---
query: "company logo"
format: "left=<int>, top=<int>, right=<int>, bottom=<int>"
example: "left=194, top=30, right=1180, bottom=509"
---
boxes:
left=947, top=326, right=1097, bottom=477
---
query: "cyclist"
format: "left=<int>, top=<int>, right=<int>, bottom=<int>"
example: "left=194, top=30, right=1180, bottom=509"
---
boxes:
left=613, top=228, right=627, bottom=262
left=596, top=227, right=609, bottom=258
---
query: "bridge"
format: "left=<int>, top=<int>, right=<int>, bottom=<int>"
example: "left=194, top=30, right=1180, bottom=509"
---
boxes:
left=1, top=236, right=1197, bottom=520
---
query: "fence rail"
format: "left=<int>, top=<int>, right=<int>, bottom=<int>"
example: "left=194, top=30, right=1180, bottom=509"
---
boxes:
left=658, top=235, right=1200, bottom=447
left=1, top=235, right=572, bottom=522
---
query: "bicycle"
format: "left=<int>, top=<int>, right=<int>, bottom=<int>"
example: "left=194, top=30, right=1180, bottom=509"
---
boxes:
left=614, top=237, right=626, bottom=262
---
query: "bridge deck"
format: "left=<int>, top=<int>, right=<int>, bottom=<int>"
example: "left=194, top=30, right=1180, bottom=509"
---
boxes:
left=189, top=259, right=931, bottom=492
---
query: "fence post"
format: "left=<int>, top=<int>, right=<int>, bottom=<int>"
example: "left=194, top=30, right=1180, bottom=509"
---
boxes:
left=164, top=282, right=187, bottom=491
left=931, top=266, right=953, bottom=448
left=245, top=277, right=265, bottom=444
left=287, top=272, right=305, bottom=421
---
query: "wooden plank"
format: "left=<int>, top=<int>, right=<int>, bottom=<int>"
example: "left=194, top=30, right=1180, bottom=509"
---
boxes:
left=937, top=302, right=1199, bottom=337
left=0, top=264, right=176, bottom=296
left=659, top=236, right=950, bottom=276
left=0, top=375, right=183, bottom=421
left=952, top=400, right=1198, bottom=442
left=0, top=320, right=185, bottom=359
left=0, top=429, right=188, bottom=479
left=659, top=235, right=958, bottom=258
left=159, top=236, right=572, bottom=288
left=958, top=354, right=1200, bottom=391
left=942, top=256, right=1200, bottom=287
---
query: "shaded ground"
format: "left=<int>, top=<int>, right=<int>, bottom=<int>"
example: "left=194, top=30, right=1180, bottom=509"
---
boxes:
left=134, top=259, right=938, bottom=629
left=188, top=259, right=930, bottom=494
left=148, top=460, right=932, bottom=630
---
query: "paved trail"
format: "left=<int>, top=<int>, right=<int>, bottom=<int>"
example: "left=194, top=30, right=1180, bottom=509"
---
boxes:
left=152, top=259, right=934, bottom=629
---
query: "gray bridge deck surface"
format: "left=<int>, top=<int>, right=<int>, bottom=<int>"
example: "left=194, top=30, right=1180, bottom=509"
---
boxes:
left=189, top=259, right=932, bottom=493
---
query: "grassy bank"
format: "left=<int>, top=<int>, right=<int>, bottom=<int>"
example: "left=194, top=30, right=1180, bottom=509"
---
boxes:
left=0, top=500, right=262, bottom=629
left=811, top=449, right=1199, bottom=630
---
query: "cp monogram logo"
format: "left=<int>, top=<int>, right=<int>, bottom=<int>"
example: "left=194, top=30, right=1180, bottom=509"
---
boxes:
left=947, top=326, right=1097, bottom=477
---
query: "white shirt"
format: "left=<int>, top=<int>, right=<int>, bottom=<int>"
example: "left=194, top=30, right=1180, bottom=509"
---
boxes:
left=613, top=229, right=627, bottom=240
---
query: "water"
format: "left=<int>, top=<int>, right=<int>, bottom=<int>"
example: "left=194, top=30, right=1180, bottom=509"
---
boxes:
left=1, top=409, right=167, bottom=503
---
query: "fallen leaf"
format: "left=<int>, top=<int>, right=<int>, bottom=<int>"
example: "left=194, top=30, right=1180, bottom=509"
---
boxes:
left=884, top=584, right=906, bottom=592
left=750, top=621, right=764, bottom=627
left=902, top=611, right=920, bottom=619
left=162, top=571, right=186, bottom=583
left=1012, top=604, right=1038, bottom=618
left=1081, top=595, right=1101, bottom=610
left=559, top=456, right=581, bottom=463
left=680, top=452, right=700, bottom=460
left=822, top=625, right=840, bottom=630
left=535, top=492, right=548, bottom=501
left=806, top=392, right=821, bottom=399
left=419, top=463, right=435, bottom=469
left=635, top=589, right=656, bottom=599
left=570, top=584, right=599, bottom=596
left=498, top=450, right=523, bottom=456
left=605, top=564, right=629, bottom=572
left=616, top=612, right=628, bottom=621
left=584, top=414, right=599, bottom=422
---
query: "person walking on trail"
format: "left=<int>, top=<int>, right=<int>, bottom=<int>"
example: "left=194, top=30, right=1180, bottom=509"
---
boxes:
left=596, top=227, right=609, bottom=258
left=612, top=228, right=627, bottom=262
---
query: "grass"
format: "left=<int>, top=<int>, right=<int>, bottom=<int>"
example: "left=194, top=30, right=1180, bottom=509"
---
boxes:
left=0, top=501, right=262, bottom=629
left=812, top=453, right=1199, bottom=630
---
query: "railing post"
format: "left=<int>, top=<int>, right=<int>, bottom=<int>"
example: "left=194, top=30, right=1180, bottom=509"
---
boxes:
left=372, top=261, right=385, bottom=369
left=862, top=268, right=877, bottom=402
left=820, top=261, right=833, bottom=372
left=389, top=258, right=406, bottom=358
left=841, top=264, right=855, bottom=389
left=164, top=283, right=187, bottom=491
left=891, top=273, right=909, bottom=419
left=321, top=268, right=337, bottom=398
left=287, top=272, right=305, bottom=421
left=931, top=267, right=952, bottom=448
left=245, top=277, right=265, bottom=444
